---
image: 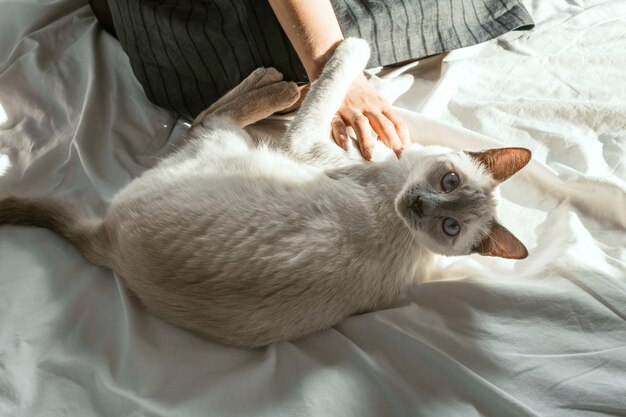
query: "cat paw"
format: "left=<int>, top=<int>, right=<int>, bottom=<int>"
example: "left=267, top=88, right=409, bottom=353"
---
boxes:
left=246, top=67, right=284, bottom=90
left=269, top=81, right=301, bottom=111
left=334, top=38, right=370, bottom=70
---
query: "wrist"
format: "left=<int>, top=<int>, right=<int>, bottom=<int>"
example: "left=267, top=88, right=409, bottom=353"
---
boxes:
left=268, top=0, right=345, bottom=81
left=302, top=38, right=344, bottom=80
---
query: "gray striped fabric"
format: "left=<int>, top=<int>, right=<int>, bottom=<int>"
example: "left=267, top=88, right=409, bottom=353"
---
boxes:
left=108, top=0, right=533, bottom=120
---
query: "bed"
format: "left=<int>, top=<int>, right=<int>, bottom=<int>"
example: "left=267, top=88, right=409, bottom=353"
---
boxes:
left=1, top=0, right=625, bottom=416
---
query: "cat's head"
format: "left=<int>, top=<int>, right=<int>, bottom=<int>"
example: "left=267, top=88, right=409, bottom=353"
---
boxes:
left=395, top=147, right=531, bottom=259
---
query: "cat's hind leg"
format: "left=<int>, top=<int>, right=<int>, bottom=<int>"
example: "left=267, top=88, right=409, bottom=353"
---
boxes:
left=203, top=67, right=284, bottom=114
left=189, top=69, right=300, bottom=136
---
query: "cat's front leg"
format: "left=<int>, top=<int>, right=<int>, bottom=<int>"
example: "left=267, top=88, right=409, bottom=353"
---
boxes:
left=281, top=38, right=370, bottom=167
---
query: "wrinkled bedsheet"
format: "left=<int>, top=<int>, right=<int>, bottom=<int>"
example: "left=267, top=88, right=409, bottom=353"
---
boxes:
left=1, top=1, right=625, bottom=416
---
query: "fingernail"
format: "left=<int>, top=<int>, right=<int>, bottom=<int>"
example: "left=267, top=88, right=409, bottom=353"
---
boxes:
left=395, top=147, right=404, bottom=158
left=339, top=134, right=349, bottom=151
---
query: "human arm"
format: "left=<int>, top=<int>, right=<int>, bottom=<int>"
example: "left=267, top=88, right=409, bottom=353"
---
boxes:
left=268, top=0, right=411, bottom=160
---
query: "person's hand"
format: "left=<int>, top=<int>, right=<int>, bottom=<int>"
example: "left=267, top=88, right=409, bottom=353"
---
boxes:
left=267, top=0, right=410, bottom=159
left=331, top=73, right=411, bottom=160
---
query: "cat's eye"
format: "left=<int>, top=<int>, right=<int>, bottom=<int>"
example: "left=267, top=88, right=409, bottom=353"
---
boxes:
left=441, top=172, right=460, bottom=192
left=442, top=217, right=461, bottom=236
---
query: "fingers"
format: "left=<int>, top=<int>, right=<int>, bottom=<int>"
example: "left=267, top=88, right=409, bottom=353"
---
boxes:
left=353, top=114, right=375, bottom=160
left=384, top=109, right=411, bottom=148
left=332, top=73, right=411, bottom=160
left=335, top=110, right=409, bottom=160
left=365, top=111, right=404, bottom=157
left=331, top=115, right=349, bottom=151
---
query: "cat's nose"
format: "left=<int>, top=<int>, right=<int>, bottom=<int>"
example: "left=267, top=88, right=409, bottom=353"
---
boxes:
left=411, top=196, right=423, bottom=217
left=411, top=194, right=439, bottom=217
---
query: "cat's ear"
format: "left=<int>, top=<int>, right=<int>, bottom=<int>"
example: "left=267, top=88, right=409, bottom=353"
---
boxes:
left=473, top=222, right=528, bottom=259
left=467, top=148, right=531, bottom=182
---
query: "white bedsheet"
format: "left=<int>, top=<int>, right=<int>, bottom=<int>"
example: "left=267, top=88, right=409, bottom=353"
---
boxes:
left=1, top=1, right=625, bottom=416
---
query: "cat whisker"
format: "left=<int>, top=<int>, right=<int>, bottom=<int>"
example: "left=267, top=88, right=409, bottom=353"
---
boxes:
left=400, top=148, right=416, bottom=186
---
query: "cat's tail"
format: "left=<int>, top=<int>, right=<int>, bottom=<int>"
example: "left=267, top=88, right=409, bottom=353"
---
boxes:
left=0, top=196, right=113, bottom=268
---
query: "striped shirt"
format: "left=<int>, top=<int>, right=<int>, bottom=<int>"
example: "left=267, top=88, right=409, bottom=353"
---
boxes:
left=108, top=0, right=533, bottom=119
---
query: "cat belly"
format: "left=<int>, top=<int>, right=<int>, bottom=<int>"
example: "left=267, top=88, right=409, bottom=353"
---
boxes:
left=104, top=165, right=397, bottom=347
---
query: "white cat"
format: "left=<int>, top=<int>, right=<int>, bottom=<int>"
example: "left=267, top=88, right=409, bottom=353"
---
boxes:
left=0, top=39, right=530, bottom=348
